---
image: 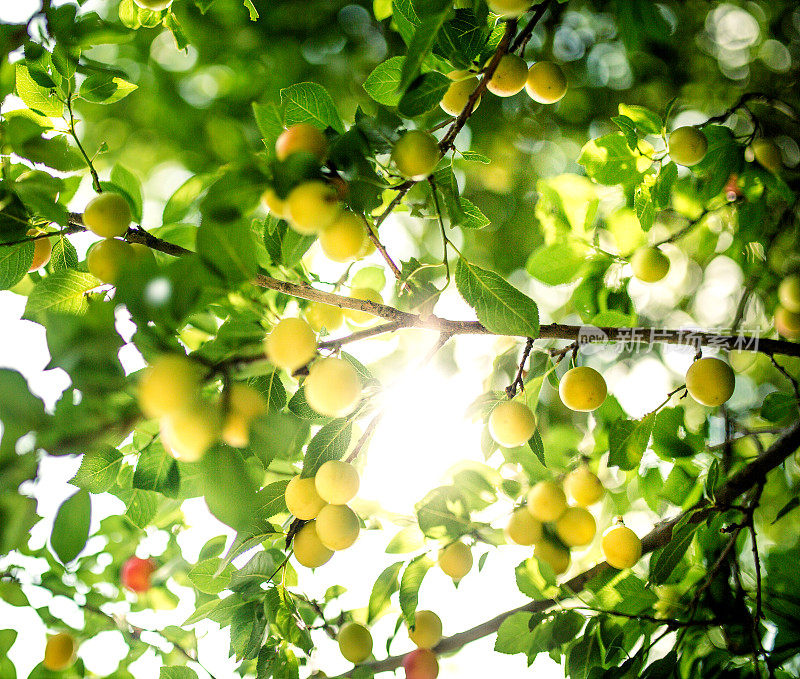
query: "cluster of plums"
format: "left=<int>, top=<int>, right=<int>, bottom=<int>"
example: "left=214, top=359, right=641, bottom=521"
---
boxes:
left=284, top=461, right=362, bottom=568
left=775, top=273, right=800, bottom=340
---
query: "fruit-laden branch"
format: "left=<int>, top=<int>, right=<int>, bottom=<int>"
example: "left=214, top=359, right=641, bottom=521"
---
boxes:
left=326, top=420, right=800, bottom=679
left=45, top=216, right=800, bottom=359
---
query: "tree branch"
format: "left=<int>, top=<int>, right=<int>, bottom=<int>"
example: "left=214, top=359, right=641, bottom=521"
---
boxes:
left=326, top=420, right=800, bottom=678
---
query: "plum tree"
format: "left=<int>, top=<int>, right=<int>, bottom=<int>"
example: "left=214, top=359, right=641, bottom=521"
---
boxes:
left=82, top=192, right=132, bottom=238
left=26, top=230, right=52, bottom=271
left=488, top=400, right=537, bottom=447
left=486, top=54, right=528, bottom=96
left=306, top=302, right=344, bottom=333
left=778, top=274, right=800, bottom=313
left=437, top=541, right=472, bottom=580
left=402, top=648, right=439, bottom=679
left=314, top=460, right=360, bottom=504
left=630, top=246, right=670, bottom=283
left=293, top=521, right=334, bottom=568
left=392, top=130, right=441, bottom=180
left=261, top=187, right=286, bottom=218
left=121, top=556, right=155, bottom=593
left=751, top=138, right=782, bottom=172
left=275, top=123, right=328, bottom=162
left=285, top=475, right=327, bottom=520
left=87, top=238, right=135, bottom=284
left=526, top=480, right=567, bottom=522
left=533, top=539, right=570, bottom=575
left=525, top=61, right=567, bottom=104
left=407, top=610, right=443, bottom=649
left=555, top=507, right=596, bottom=547
left=505, top=507, right=543, bottom=545
left=265, top=317, right=317, bottom=371
left=133, top=0, right=173, bottom=9
left=319, top=212, right=369, bottom=262
left=602, top=523, right=642, bottom=570
left=668, top=126, right=708, bottom=166
left=487, top=0, right=533, bottom=18
left=337, top=622, right=373, bottom=663
left=563, top=464, right=604, bottom=507
left=440, top=76, right=480, bottom=117
left=285, top=181, right=341, bottom=234
left=685, top=357, right=736, bottom=407
left=558, top=366, right=607, bottom=412
left=137, top=354, right=203, bottom=419
left=221, top=383, right=267, bottom=447
left=161, top=399, right=222, bottom=461
left=315, top=503, right=360, bottom=550
left=303, top=357, right=362, bottom=417
left=775, top=305, right=800, bottom=339
left=43, top=633, right=76, bottom=671
left=344, top=287, right=383, bottom=326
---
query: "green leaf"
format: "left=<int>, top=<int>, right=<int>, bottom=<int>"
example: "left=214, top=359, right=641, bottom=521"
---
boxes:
left=398, top=71, right=450, bottom=118
left=189, top=557, right=234, bottom=594
left=386, top=526, right=425, bottom=554
left=110, top=165, right=143, bottom=223
left=249, top=371, right=287, bottom=411
left=280, top=82, right=344, bottom=134
left=0, top=241, right=34, bottom=290
left=301, top=419, right=353, bottom=478
left=495, top=612, right=534, bottom=654
left=364, top=57, right=405, bottom=107
left=528, top=430, right=545, bottom=466
left=566, top=623, right=601, bottom=679
left=437, top=9, right=489, bottom=68
left=243, top=0, right=259, bottom=20
left=416, top=485, right=472, bottom=539
left=653, top=162, right=677, bottom=207
left=196, top=220, right=258, bottom=284
left=160, top=668, right=198, bottom=679
left=70, top=446, right=123, bottom=493
left=612, top=114, right=638, bottom=149
left=367, top=561, right=403, bottom=623
left=578, top=133, right=651, bottom=186
left=456, top=198, right=490, bottom=229
left=24, top=271, right=100, bottom=320
left=618, top=104, right=662, bottom=135
left=50, top=488, right=91, bottom=564
left=648, top=517, right=697, bottom=585
left=399, top=11, right=450, bottom=92
left=515, top=557, right=556, bottom=599
left=133, top=443, right=180, bottom=498
left=399, top=555, right=433, bottom=625
left=608, top=414, right=655, bottom=470
left=773, top=497, right=800, bottom=524
left=455, top=258, right=539, bottom=338
left=49, top=237, right=79, bottom=272
left=163, top=172, right=220, bottom=224
left=79, top=74, right=138, bottom=104
left=254, top=480, right=289, bottom=520
left=761, top=392, right=796, bottom=423
left=634, top=184, right=655, bottom=232
left=15, top=64, right=64, bottom=117
left=526, top=243, right=586, bottom=286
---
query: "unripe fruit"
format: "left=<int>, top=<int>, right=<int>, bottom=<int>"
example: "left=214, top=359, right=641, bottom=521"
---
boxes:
left=487, top=54, right=528, bottom=96
left=344, top=287, right=383, bottom=326
left=265, top=318, right=317, bottom=372
left=488, top=400, right=536, bottom=447
left=137, top=354, right=203, bottom=419
left=87, top=238, right=135, bottom=284
left=306, top=302, right=344, bottom=333
left=304, top=357, right=362, bottom=417
left=121, top=556, right=155, bottom=593
left=668, top=127, right=708, bottom=167
left=402, top=648, right=439, bottom=679
left=487, top=0, right=532, bottom=18
left=437, top=541, right=472, bottom=580
left=533, top=539, right=570, bottom=575
left=564, top=465, right=603, bottom=507
left=526, top=480, right=567, bottom=522
left=293, top=521, right=334, bottom=568
left=275, top=123, right=329, bottom=163
left=525, top=62, right=567, bottom=104
left=133, top=0, right=173, bottom=9
left=505, top=507, right=542, bottom=546
left=555, top=507, right=596, bottom=547
left=261, top=187, right=287, bottom=219
left=559, top=366, right=607, bottom=412
left=315, top=504, right=360, bottom=551
left=161, top=399, right=222, bottom=462
left=775, top=305, right=800, bottom=340
left=130, top=242, right=156, bottom=264
left=602, top=524, right=642, bottom=570
left=630, top=246, right=670, bottom=283
left=408, top=610, right=442, bottom=649
left=338, top=622, right=373, bottom=663
left=83, top=192, right=131, bottom=238
left=221, top=383, right=267, bottom=448
left=778, top=274, right=800, bottom=313
left=685, top=357, right=735, bottom=407
left=285, top=475, right=327, bottom=520
left=285, top=181, right=341, bottom=235
left=392, top=131, right=441, bottom=181
left=315, top=460, right=360, bottom=504
left=319, top=212, right=369, bottom=262
left=43, top=633, right=76, bottom=671
left=27, top=230, right=52, bottom=271
left=751, top=138, right=781, bottom=173
left=440, top=77, right=480, bottom=117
